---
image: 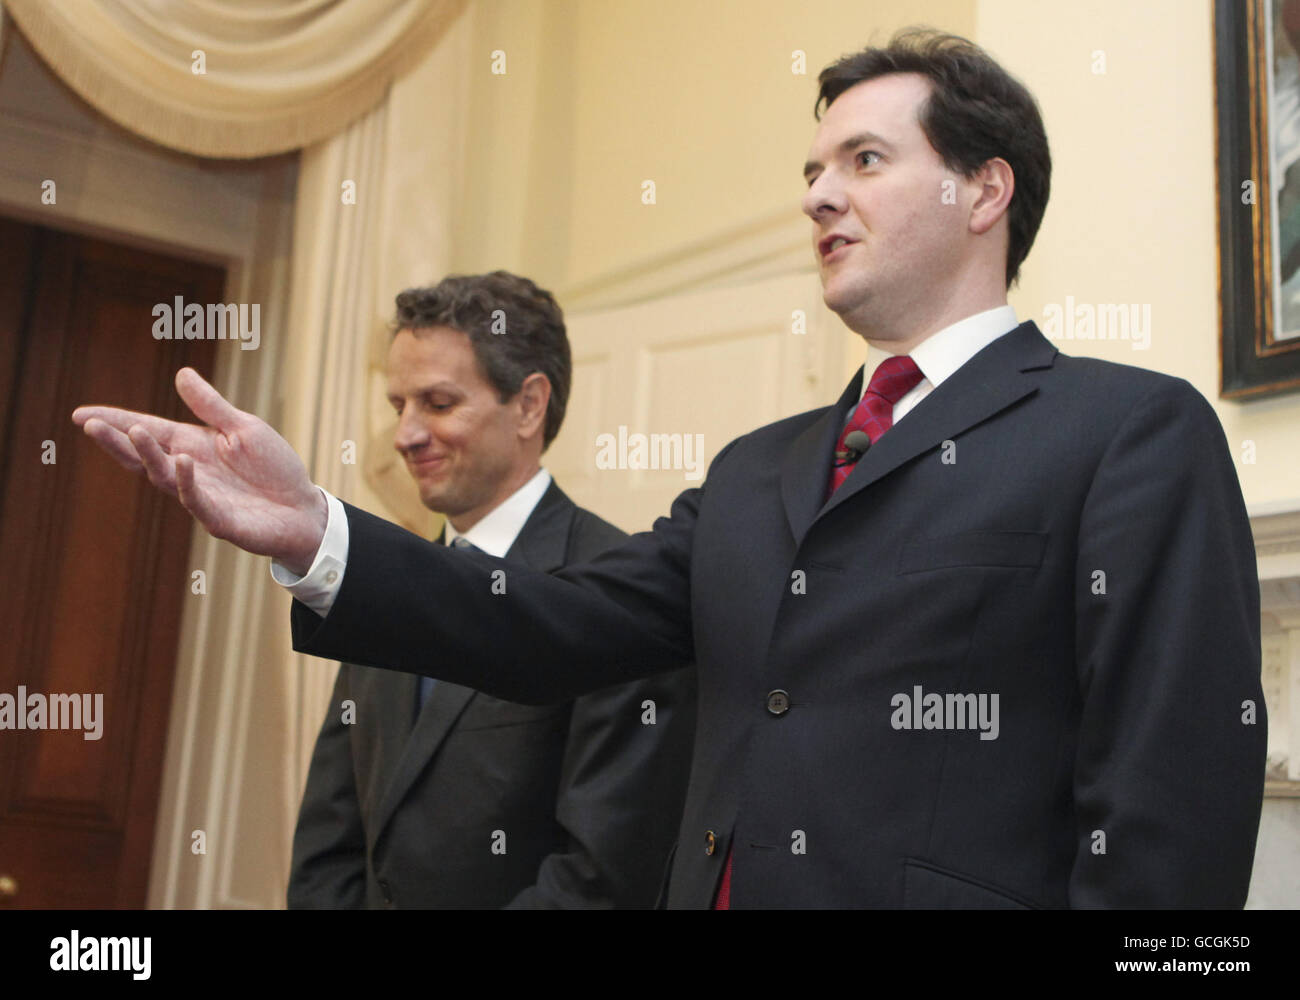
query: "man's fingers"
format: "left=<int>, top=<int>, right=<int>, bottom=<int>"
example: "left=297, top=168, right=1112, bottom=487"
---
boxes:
left=175, top=454, right=222, bottom=536
left=81, top=417, right=144, bottom=473
left=129, top=425, right=179, bottom=498
left=73, top=405, right=180, bottom=447
left=175, top=368, right=245, bottom=433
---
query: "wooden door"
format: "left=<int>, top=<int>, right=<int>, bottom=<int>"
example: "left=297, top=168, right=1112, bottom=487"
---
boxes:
left=0, top=217, right=222, bottom=908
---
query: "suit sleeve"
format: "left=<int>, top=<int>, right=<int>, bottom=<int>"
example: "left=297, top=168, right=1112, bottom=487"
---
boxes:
left=291, top=440, right=740, bottom=703
left=1070, top=379, right=1266, bottom=907
left=286, top=665, right=368, bottom=908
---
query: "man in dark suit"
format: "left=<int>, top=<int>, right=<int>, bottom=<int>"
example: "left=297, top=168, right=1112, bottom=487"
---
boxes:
left=74, top=29, right=1266, bottom=908
left=285, top=273, right=695, bottom=908
left=288, top=487, right=693, bottom=909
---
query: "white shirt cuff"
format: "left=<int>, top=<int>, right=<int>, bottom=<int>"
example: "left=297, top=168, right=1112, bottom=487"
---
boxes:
left=269, top=487, right=349, bottom=617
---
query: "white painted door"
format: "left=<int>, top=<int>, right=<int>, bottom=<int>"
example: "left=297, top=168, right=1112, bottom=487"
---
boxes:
left=548, top=271, right=852, bottom=533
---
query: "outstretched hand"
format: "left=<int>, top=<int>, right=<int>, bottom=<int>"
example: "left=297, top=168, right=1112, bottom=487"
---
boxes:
left=72, top=368, right=327, bottom=576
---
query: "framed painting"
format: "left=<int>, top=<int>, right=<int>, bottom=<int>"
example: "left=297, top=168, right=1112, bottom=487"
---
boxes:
left=1216, top=0, right=1300, bottom=397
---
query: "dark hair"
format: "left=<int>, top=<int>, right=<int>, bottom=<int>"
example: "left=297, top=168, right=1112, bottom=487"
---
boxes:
left=392, top=271, right=571, bottom=449
left=816, top=27, right=1051, bottom=288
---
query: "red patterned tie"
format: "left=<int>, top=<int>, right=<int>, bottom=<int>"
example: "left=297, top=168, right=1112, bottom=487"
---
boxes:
left=826, top=355, right=924, bottom=497
left=712, top=355, right=923, bottom=910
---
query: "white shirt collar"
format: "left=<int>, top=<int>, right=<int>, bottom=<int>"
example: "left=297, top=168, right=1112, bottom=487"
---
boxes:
left=443, top=467, right=552, bottom=557
left=863, top=304, right=1020, bottom=400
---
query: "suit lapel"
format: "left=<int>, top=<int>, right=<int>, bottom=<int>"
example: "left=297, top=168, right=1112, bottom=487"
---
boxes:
left=371, top=481, right=573, bottom=836
left=780, top=369, right=863, bottom=546
left=502, top=480, right=574, bottom=574
left=782, top=321, right=1059, bottom=542
left=372, top=680, right=477, bottom=838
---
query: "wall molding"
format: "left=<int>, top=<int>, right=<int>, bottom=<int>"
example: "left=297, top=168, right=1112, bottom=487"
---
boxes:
left=560, top=209, right=814, bottom=314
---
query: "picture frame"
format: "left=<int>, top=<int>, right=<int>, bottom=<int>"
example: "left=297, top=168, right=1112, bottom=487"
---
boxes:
left=1215, top=0, right=1300, bottom=398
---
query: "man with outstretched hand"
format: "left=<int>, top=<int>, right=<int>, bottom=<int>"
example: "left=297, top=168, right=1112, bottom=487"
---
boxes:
left=75, top=29, right=1266, bottom=909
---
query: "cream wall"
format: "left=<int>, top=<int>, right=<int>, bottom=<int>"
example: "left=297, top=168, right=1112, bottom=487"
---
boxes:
left=978, top=0, right=1300, bottom=511
left=451, top=0, right=975, bottom=293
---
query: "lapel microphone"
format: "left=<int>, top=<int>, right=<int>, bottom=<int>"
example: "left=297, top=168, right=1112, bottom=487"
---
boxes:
left=834, top=430, right=872, bottom=466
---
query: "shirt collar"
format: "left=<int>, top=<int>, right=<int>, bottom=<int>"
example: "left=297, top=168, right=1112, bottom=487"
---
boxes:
left=443, top=467, right=552, bottom=557
left=863, top=304, right=1019, bottom=400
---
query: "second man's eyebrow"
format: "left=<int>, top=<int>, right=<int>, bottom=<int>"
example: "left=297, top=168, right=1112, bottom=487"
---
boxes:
left=803, top=131, right=896, bottom=179
left=389, top=382, right=460, bottom=402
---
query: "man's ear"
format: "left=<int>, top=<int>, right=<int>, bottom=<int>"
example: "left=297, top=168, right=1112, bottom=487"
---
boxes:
left=968, top=157, right=1014, bottom=236
left=516, top=372, right=551, bottom=442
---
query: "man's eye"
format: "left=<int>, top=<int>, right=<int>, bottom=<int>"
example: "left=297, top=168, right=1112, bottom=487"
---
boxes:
left=857, top=150, right=881, bottom=167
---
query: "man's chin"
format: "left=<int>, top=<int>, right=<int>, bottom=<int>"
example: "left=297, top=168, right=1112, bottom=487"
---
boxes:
left=822, top=280, right=865, bottom=315
left=418, top=488, right=453, bottom=515
left=822, top=291, right=874, bottom=336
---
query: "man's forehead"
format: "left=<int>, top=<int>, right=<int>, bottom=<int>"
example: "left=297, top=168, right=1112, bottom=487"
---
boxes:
left=806, top=72, right=932, bottom=154
left=387, top=325, right=491, bottom=391
left=388, top=327, right=462, bottom=371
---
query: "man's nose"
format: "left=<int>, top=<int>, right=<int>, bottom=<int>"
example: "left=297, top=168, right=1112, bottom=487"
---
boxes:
left=801, top=171, right=846, bottom=221
left=393, top=408, right=430, bottom=453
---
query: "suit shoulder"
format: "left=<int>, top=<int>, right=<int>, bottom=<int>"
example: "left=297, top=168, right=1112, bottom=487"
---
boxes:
left=1049, top=354, right=1228, bottom=460
left=1053, top=352, right=1208, bottom=408
left=567, top=504, right=628, bottom=558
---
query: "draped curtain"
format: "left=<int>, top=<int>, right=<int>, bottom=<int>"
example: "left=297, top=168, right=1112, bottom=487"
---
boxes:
left=2, top=0, right=462, bottom=158
left=276, top=6, right=471, bottom=840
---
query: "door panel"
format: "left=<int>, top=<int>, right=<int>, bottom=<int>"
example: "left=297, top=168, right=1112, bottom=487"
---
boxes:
left=550, top=273, right=846, bottom=532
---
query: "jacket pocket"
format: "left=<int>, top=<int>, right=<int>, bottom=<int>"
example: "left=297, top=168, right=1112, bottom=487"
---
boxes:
left=897, top=530, right=1047, bottom=575
left=902, top=857, right=1041, bottom=909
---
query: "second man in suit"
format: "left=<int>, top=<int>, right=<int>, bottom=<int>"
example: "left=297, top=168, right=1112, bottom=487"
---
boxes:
left=285, top=271, right=695, bottom=908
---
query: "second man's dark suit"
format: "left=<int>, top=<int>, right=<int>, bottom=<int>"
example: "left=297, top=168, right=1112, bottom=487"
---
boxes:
left=287, top=480, right=696, bottom=908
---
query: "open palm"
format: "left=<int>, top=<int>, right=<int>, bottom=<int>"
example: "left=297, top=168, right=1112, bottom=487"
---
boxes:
left=72, top=368, right=327, bottom=573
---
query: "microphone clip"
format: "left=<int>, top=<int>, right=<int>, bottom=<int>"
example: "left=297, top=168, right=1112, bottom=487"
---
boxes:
left=834, top=430, right=872, bottom=467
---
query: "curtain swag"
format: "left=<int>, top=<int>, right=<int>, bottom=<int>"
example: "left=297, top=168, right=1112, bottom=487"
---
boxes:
left=2, top=0, right=464, bottom=158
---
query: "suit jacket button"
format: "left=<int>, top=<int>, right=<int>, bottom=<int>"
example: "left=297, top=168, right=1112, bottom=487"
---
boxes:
left=766, top=689, right=790, bottom=716
left=705, top=830, right=716, bottom=856
left=379, top=878, right=393, bottom=905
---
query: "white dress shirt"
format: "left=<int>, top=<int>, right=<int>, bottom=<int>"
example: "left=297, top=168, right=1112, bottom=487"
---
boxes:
left=273, top=306, right=1019, bottom=616
left=272, top=467, right=552, bottom=617
left=874, top=304, right=1020, bottom=425
left=441, top=467, right=552, bottom=558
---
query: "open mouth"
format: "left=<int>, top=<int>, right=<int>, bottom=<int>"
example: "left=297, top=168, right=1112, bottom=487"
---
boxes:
left=819, top=235, right=858, bottom=259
